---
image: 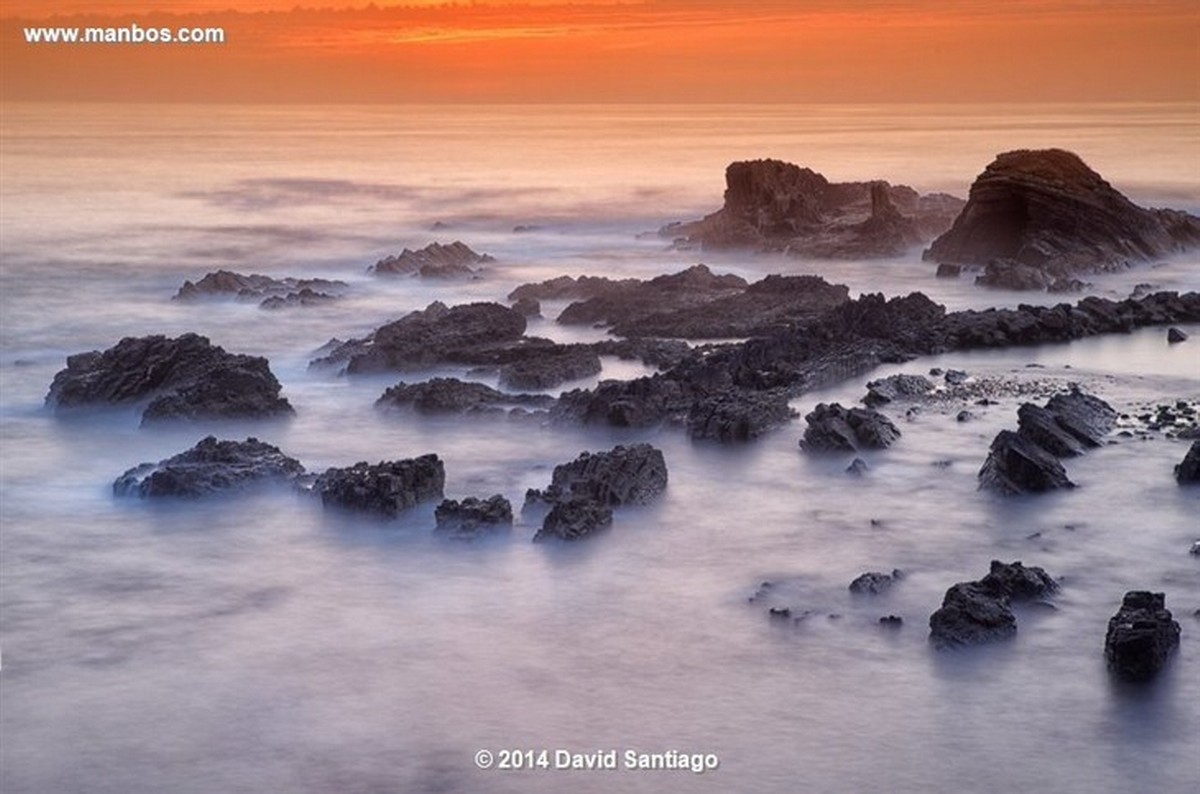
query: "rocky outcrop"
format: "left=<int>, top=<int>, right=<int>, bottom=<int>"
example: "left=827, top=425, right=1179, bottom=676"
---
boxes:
left=375, top=378, right=554, bottom=415
left=925, top=149, right=1200, bottom=288
left=508, top=274, right=639, bottom=303
left=113, top=436, right=304, bottom=498
left=661, top=160, right=963, bottom=257
left=434, top=495, right=513, bottom=538
left=979, top=389, right=1116, bottom=494
left=46, top=333, right=293, bottom=424
left=556, top=265, right=748, bottom=330
left=174, top=270, right=346, bottom=309
left=1175, top=441, right=1200, bottom=484
left=534, top=499, right=614, bottom=541
left=370, top=241, right=493, bottom=278
left=511, top=297, right=541, bottom=317
left=1167, top=327, right=1188, bottom=344
left=1104, top=591, right=1181, bottom=681
left=849, top=569, right=904, bottom=595
left=498, top=349, right=602, bottom=390
left=800, top=403, right=900, bottom=452
left=862, top=373, right=934, bottom=407
left=686, top=389, right=794, bottom=442
left=929, top=561, right=1057, bottom=648
left=313, top=455, right=445, bottom=517
left=527, top=443, right=668, bottom=508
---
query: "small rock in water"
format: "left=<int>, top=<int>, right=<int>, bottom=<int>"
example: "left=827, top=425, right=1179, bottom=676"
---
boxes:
left=879, top=615, right=904, bottom=628
left=849, top=569, right=904, bottom=595
left=1189, top=541, right=1200, bottom=556
left=434, top=495, right=513, bottom=539
left=1104, top=591, right=1181, bottom=681
left=956, top=410, right=974, bottom=422
left=1175, top=441, right=1200, bottom=485
left=1166, top=327, right=1188, bottom=344
left=845, top=458, right=869, bottom=477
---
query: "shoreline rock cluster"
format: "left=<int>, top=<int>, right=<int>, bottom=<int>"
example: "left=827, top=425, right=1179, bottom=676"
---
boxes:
left=928, top=560, right=1058, bottom=648
left=174, top=270, right=347, bottom=309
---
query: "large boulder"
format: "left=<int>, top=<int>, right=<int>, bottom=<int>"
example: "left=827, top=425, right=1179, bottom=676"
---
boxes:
left=113, top=436, right=304, bottom=498
left=978, top=429, right=1074, bottom=494
left=434, top=495, right=513, bottom=539
left=376, top=377, right=553, bottom=414
left=687, top=389, right=795, bottom=442
left=1104, top=591, right=1181, bottom=681
left=1175, top=440, right=1200, bottom=485
left=929, top=560, right=1057, bottom=648
left=800, top=403, right=900, bottom=452
left=46, top=333, right=293, bottom=424
left=313, top=455, right=445, bottom=517
left=370, top=241, right=493, bottom=278
left=862, top=373, right=934, bottom=407
left=529, top=443, right=668, bottom=508
left=925, top=149, right=1200, bottom=287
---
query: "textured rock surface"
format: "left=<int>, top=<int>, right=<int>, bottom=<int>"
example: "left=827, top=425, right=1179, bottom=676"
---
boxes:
left=313, top=455, right=445, bottom=517
left=533, top=499, right=614, bottom=542
left=862, top=374, right=934, bottom=407
left=434, top=495, right=513, bottom=538
left=498, top=349, right=602, bottom=390
left=800, top=403, right=900, bottom=452
left=46, top=333, right=293, bottom=424
left=925, top=149, right=1200, bottom=287
left=686, top=389, right=794, bottom=442
left=1104, top=591, right=1181, bottom=681
left=114, top=436, right=304, bottom=498
left=174, top=270, right=346, bottom=308
left=370, top=241, right=493, bottom=278
left=929, top=561, right=1057, bottom=648
left=978, top=429, right=1075, bottom=494
left=849, top=569, right=904, bottom=595
left=1175, top=440, right=1200, bottom=485
left=375, top=378, right=554, bottom=414
left=529, top=443, right=668, bottom=508
left=662, top=160, right=963, bottom=257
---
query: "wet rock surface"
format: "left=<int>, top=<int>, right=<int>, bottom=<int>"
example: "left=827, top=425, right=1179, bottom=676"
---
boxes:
left=661, top=159, right=963, bottom=257
left=929, top=560, right=1057, bottom=648
left=800, top=403, right=901, bottom=452
left=313, top=455, right=445, bottom=517
left=113, top=436, right=305, bottom=498
left=1175, top=441, right=1200, bottom=485
left=534, top=499, right=614, bottom=542
left=528, top=443, right=668, bottom=508
left=1166, top=326, right=1188, bottom=344
left=47, top=333, right=294, bottom=424
left=849, top=569, right=904, bottom=595
left=434, top=495, right=513, bottom=538
left=1104, top=591, right=1181, bottom=681
left=174, top=270, right=347, bottom=308
left=375, top=377, right=554, bottom=415
left=370, top=241, right=493, bottom=278
left=925, top=149, right=1200, bottom=288
left=863, top=373, right=934, bottom=407
left=687, top=389, right=795, bottom=442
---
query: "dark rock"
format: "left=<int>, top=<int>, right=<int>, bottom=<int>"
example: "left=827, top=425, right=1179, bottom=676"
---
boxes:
left=1016, top=403, right=1089, bottom=457
left=46, top=333, right=293, bottom=424
left=979, top=559, right=1058, bottom=600
left=800, top=403, right=900, bottom=452
left=1175, top=440, right=1200, bottom=485
left=978, top=429, right=1074, bottom=494
left=944, top=369, right=969, bottom=385
left=434, top=495, right=513, bottom=538
left=845, top=458, right=869, bottom=477
left=863, top=373, right=934, bottom=406
left=1167, top=327, right=1188, bottom=344
left=527, top=443, right=668, bottom=508
left=935, top=263, right=962, bottom=278
left=1043, top=390, right=1117, bottom=447
left=1104, top=591, right=1181, bottom=681
left=113, top=436, right=304, bottom=498
left=533, top=499, right=613, bottom=541
left=768, top=607, right=792, bottom=620
left=370, top=241, right=493, bottom=278
left=376, top=378, right=553, bottom=414
left=929, top=560, right=1056, bottom=648
left=687, top=389, right=794, bottom=441
left=508, top=274, right=639, bottom=303
left=498, top=349, right=602, bottom=390
left=174, top=270, right=346, bottom=306
left=556, top=264, right=747, bottom=329
left=849, top=569, right=903, bottom=595
left=879, top=615, right=904, bottom=627
left=1188, top=541, right=1200, bottom=556
left=259, top=288, right=340, bottom=310
left=663, top=159, right=963, bottom=257
left=975, top=259, right=1054, bottom=291
left=925, top=149, right=1200, bottom=286
left=956, top=410, right=974, bottom=422
left=313, top=455, right=445, bottom=517
left=512, top=297, right=542, bottom=317
left=552, top=375, right=691, bottom=429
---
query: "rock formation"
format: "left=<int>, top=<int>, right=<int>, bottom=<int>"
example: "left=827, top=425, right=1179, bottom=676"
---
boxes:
left=1175, top=440, right=1200, bottom=484
left=800, top=403, right=901, bottom=452
left=1104, top=591, right=1181, bottom=681
left=376, top=378, right=554, bottom=415
left=929, top=561, right=1058, bottom=648
left=174, top=270, right=346, bottom=309
left=434, top=495, right=513, bottom=538
left=849, top=570, right=904, bottom=595
left=46, top=333, right=293, bottom=424
left=313, top=455, right=445, bottom=517
left=113, top=436, right=305, bottom=498
left=925, top=149, right=1200, bottom=289
left=370, top=241, right=493, bottom=278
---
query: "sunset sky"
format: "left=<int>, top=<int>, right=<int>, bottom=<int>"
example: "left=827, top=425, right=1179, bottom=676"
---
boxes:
left=2, top=1, right=1197, bottom=103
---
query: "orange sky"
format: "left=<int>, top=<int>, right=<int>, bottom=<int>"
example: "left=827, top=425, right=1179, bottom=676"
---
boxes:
left=2, top=2, right=1197, bottom=103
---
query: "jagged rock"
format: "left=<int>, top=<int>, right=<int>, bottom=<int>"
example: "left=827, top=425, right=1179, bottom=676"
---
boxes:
left=556, top=265, right=747, bottom=329
left=113, top=436, right=304, bottom=498
left=929, top=560, right=1057, bottom=648
left=512, top=297, right=541, bottom=317
left=662, top=160, right=962, bottom=257
left=935, top=263, right=962, bottom=278
left=944, top=369, right=969, bottom=385
left=1167, top=327, right=1188, bottom=343
left=370, top=241, right=493, bottom=278
left=1043, top=390, right=1117, bottom=447
left=849, top=569, right=903, bottom=595
left=434, top=495, right=513, bottom=538
left=1175, top=440, right=1200, bottom=484
left=978, top=429, right=1074, bottom=494
left=46, top=333, right=293, bottom=424
left=1104, top=591, right=1181, bottom=681
left=686, top=389, right=794, bottom=442
left=879, top=615, right=904, bottom=627
left=174, top=270, right=346, bottom=307
left=1017, top=403, right=1089, bottom=457
left=375, top=378, right=553, bottom=414
left=313, top=455, right=445, bottom=517
left=863, top=373, right=934, bottom=406
left=508, top=274, right=638, bottom=303
left=800, top=403, right=900, bottom=452
left=925, top=149, right=1200, bottom=287
left=552, top=376, right=691, bottom=428
left=533, top=499, right=614, bottom=542
left=527, top=443, right=668, bottom=508
left=498, top=349, right=602, bottom=390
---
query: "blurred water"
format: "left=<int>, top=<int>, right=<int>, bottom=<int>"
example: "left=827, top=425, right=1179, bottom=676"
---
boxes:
left=1, top=103, right=1199, bottom=794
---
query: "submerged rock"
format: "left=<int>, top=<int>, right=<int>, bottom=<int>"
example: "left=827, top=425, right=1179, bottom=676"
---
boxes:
left=376, top=377, right=553, bottom=414
left=434, top=495, right=513, bottom=538
left=370, top=241, right=493, bottom=278
left=1104, top=591, right=1181, bottom=681
left=498, top=349, right=602, bottom=390
left=113, top=436, right=304, bottom=498
left=1175, top=440, right=1200, bottom=485
left=46, top=333, right=293, bottom=424
left=313, top=455, right=445, bottom=517
left=849, top=569, right=903, bottom=595
left=1167, top=327, right=1188, bottom=344
left=925, top=149, right=1200, bottom=288
left=929, top=560, right=1057, bottom=648
left=174, top=270, right=346, bottom=308
left=800, top=403, right=900, bottom=452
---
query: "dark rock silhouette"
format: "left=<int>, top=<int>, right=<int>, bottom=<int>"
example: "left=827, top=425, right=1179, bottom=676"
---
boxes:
left=375, top=378, right=554, bottom=414
left=113, top=436, right=304, bottom=498
left=929, top=560, right=1057, bottom=648
left=174, top=270, right=346, bottom=308
left=1104, top=591, right=1181, bottom=681
left=508, top=274, right=639, bottom=303
left=46, top=333, right=293, bottom=424
left=313, top=455, right=445, bottom=517
left=979, top=430, right=1075, bottom=494
left=371, top=241, right=493, bottom=278
left=800, top=403, right=900, bottom=452
left=527, top=443, right=668, bottom=508
left=534, top=499, right=614, bottom=541
left=925, top=149, right=1200, bottom=288
left=661, top=159, right=963, bottom=257
left=862, top=373, right=934, bottom=407
left=1175, top=440, right=1200, bottom=484
left=434, top=495, right=513, bottom=538
left=1167, top=326, right=1188, bottom=343
left=849, top=569, right=904, bottom=595
left=687, top=389, right=795, bottom=442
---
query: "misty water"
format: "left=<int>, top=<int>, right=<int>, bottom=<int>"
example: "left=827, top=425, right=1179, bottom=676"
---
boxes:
left=2, top=103, right=1198, bottom=793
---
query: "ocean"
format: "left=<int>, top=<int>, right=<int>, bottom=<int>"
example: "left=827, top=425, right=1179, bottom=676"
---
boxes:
left=1, top=102, right=1198, bottom=793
